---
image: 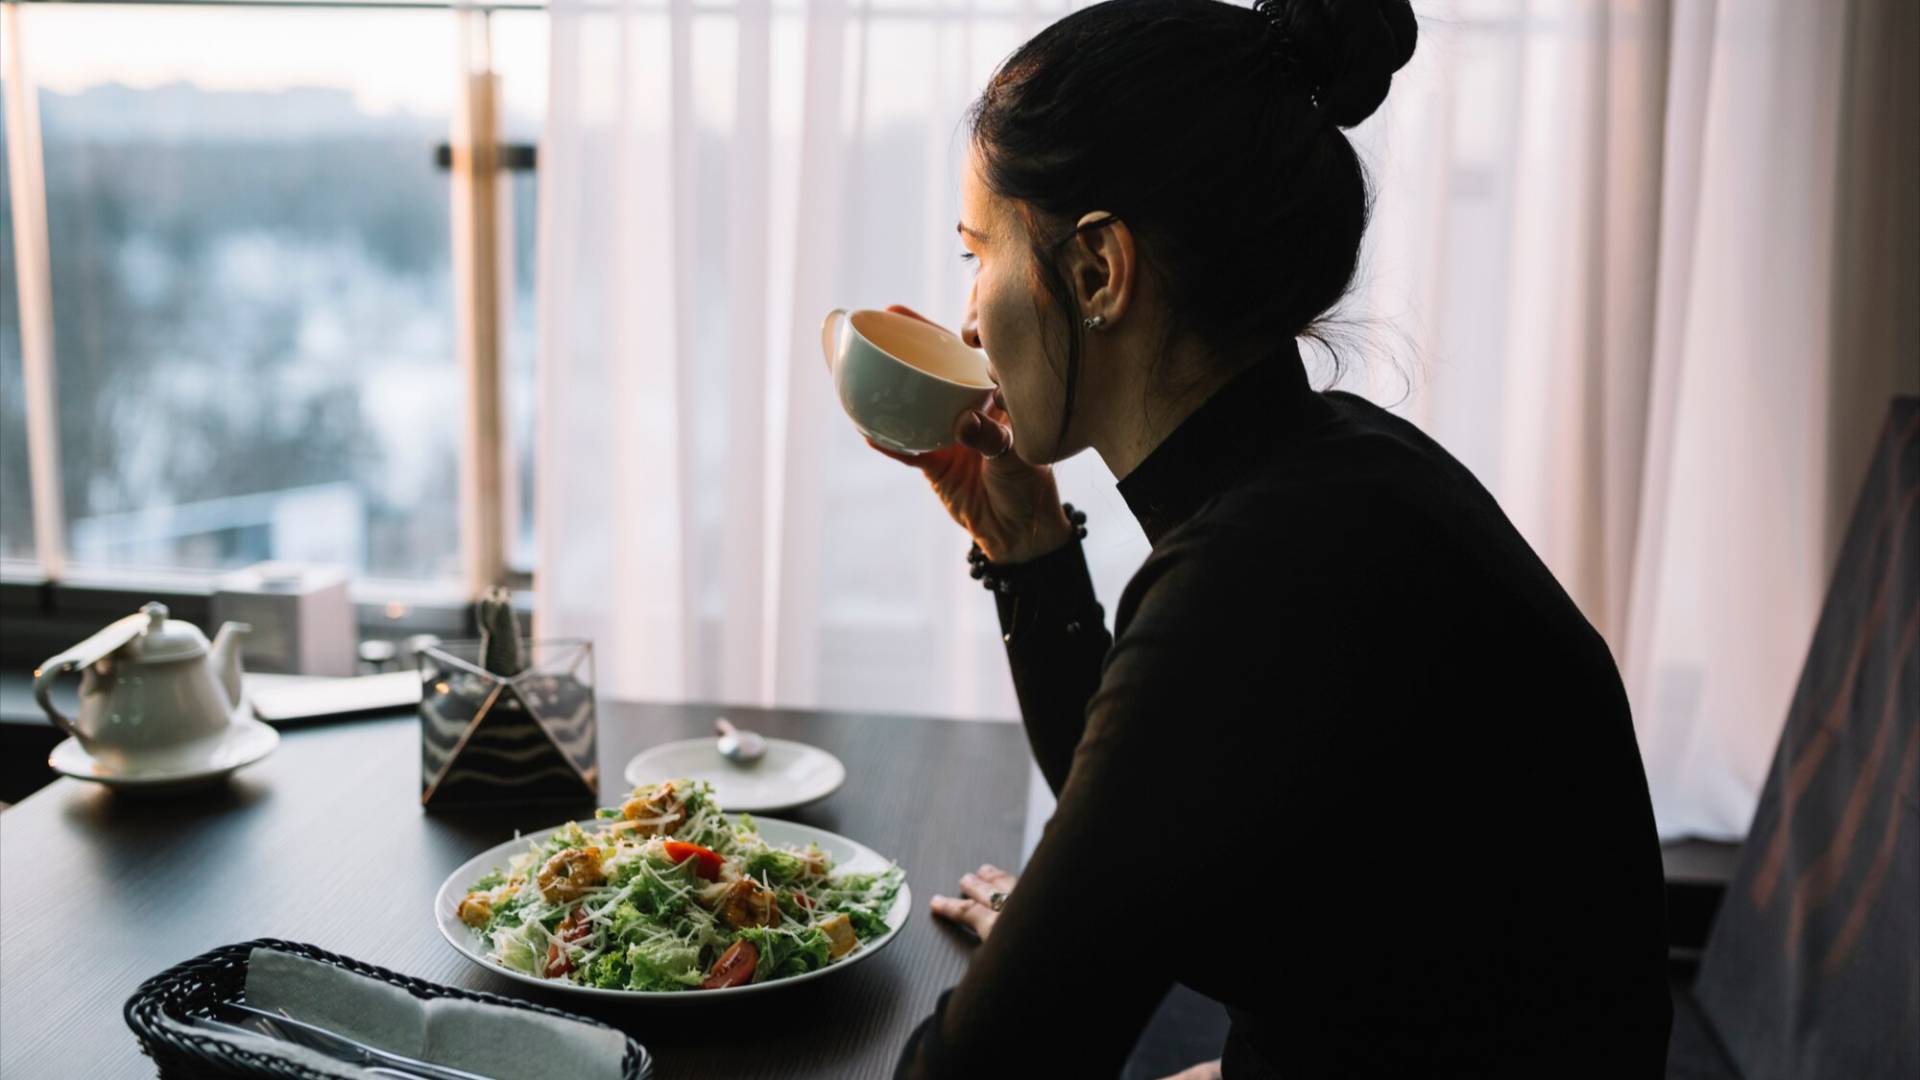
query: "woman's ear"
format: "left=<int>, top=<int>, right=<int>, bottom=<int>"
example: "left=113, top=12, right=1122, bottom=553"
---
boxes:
left=1065, top=211, right=1135, bottom=327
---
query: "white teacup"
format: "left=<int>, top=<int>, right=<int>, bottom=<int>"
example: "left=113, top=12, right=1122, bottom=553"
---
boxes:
left=821, top=308, right=995, bottom=454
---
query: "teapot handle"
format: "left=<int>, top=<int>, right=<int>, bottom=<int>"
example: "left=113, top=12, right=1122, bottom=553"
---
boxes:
left=32, top=662, right=83, bottom=741
left=821, top=308, right=848, bottom=375
left=33, top=611, right=149, bottom=740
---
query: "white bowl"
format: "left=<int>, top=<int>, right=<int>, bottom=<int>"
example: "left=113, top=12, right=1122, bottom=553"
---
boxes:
left=434, top=816, right=909, bottom=1003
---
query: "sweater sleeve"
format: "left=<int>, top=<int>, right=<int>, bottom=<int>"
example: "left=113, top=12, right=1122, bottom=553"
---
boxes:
left=896, top=542, right=1248, bottom=1080
left=992, top=536, right=1112, bottom=796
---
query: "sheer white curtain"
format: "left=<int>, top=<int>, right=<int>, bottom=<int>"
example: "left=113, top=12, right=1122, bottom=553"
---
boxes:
left=1338, top=0, right=1917, bottom=839
left=536, top=0, right=1918, bottom=839
left=536, top=0, right=1109, bottom=724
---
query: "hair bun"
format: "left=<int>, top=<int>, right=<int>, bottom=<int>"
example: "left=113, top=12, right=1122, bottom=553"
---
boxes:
left=1254, top=0, right=1418, bottom=128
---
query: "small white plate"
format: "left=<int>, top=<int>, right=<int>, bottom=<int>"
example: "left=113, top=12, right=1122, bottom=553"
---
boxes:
left=622, top=737, right=846, bottom=813
left=48, top=715, right=280, bottom=791
left=434, top=816, right=909, bottom=1003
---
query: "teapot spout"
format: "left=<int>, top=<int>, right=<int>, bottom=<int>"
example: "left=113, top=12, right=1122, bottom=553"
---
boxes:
left=208, top=621, right=252, bottom=710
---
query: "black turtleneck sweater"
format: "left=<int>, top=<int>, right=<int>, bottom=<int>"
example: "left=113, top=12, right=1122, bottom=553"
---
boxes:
left=895, top=349, right=1672, bottom=1079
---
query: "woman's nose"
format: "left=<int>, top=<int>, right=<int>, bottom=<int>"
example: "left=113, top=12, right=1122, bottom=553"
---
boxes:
left=960, top=319, right=982, bottom=350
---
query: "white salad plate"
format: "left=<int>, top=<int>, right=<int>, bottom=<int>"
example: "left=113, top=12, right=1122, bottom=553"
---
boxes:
left=434, top=816, right=910, bottom=1003
left=621, top=738, right=846, bottom=814
left=48, top=715, right=280, bottom=791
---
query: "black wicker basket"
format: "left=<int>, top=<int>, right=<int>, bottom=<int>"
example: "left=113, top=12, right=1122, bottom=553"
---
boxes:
left=124, top=938, right=652, bottom=1080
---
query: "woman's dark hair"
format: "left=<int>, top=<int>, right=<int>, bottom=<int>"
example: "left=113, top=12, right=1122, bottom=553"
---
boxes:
left=967, top=0, right=1417, bottom=451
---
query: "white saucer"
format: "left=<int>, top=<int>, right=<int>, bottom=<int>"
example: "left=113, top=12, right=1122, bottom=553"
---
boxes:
left=48, top=716, right=280, bottom=791
left=622, top=736, right=846, bottom=813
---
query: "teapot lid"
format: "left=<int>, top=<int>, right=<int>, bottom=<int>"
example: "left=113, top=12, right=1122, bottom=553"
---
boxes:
left=124, top=601, right=210, bottom=663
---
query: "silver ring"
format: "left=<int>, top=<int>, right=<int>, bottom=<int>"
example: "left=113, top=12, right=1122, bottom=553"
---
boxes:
left=982, top=443, right=1009, bottom=460
left=988, top=891, right=1007, bottom=911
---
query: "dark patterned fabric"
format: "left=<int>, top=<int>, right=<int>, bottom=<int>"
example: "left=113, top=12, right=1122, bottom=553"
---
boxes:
left=1693, top=397, right=1920, bottom=1080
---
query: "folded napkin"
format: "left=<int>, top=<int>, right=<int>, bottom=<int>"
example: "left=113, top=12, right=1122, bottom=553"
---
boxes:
left=164, top=946, right=631, bottom=1080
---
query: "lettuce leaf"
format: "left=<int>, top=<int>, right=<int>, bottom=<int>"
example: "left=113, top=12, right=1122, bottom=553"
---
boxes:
left=625, top=938, right=703, bottom=991
left=819, top=866, right=905, bottom=938
left=743, top=849, right=806, bottom=885
left=732, top=926, right=832, bottom=982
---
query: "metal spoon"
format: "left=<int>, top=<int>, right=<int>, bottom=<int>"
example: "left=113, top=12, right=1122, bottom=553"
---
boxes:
left=715, top=716, right=767, bottom=765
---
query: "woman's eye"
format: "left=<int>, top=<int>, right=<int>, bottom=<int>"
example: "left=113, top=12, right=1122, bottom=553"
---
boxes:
left=959, top=251, right=978, bottom=266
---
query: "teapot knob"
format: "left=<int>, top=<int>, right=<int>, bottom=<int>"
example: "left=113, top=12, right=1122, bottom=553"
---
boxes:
left=141, top=601, right=170, bottom=631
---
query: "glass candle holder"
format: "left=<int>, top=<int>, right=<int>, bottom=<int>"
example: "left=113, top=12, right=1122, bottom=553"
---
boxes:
left=416, top=638, right=597, bottom=807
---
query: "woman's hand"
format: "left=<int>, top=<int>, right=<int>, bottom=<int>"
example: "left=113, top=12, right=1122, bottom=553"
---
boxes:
left=929, top=862, right=1018, bottom=943
left=866, top=305, right=1074, bottom=564
left=1153, top=1062, right=1223, bottom=1080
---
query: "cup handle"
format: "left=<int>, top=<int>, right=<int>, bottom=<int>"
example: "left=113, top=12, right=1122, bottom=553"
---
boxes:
left=33, top=658, right=83, bottom=741
left=821, top=308, right=848, bottom=375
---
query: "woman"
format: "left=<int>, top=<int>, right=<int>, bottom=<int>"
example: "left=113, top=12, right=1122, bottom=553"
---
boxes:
left=879, top=1, right=1672, bottom=1077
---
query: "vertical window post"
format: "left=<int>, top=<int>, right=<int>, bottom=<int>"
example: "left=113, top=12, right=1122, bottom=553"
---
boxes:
left=450, top=6, right=510, bottom=595
left=3, top=2, right=64, bottom=580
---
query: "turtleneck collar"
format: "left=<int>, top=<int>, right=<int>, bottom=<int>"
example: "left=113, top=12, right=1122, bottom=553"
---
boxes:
left=1115, top=340, right=1335, bottom=546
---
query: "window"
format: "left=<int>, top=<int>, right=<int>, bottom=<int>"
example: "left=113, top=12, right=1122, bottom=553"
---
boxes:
left=33, top=4, right=465, bottom=580
left=1, top=0, right=545, bottom=598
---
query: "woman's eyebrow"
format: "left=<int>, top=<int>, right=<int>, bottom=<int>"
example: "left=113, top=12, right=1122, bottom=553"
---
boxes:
left=956, top=221, right=988, bottom=241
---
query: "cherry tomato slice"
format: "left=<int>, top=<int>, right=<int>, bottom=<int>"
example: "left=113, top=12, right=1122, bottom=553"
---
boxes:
left=662, top=841, right=724, bottom=881
left=700, top=939, right=759, bottom=990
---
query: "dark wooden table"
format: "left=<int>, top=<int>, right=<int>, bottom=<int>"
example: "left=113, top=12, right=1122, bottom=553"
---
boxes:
left=0, top=701, right=1031, bottom=1079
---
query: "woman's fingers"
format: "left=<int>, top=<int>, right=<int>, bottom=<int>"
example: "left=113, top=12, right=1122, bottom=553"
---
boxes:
left=976, top=863, right=1018, bottom=890
left=1152, top=1062, right=1224, bottom=1080
left=954, top=411, right=1012, bottom=459
left=933, top=862, right=1017, bottom=941
left=929, top=894, right=996, bottom=939
left=958, top=872, right=1004, bottom=908
left=953, top=412, right=988, bottom=452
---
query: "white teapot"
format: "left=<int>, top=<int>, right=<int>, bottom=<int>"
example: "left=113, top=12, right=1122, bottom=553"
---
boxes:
left=33, top=602, right=252, bottom=769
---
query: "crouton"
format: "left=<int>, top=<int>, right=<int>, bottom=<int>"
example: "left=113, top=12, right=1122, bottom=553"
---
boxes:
left=714, top=878, right=782, bottom=929
left=819, top=912, right=858, bottom=959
